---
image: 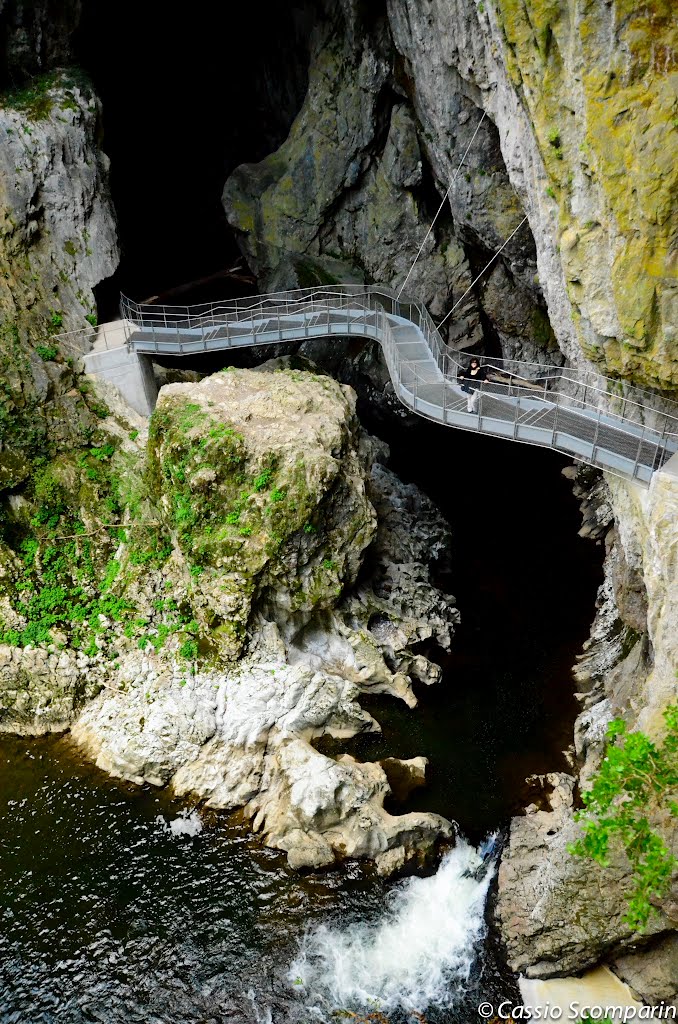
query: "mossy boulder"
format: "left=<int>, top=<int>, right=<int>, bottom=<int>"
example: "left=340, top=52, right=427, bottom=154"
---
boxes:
left=147, top=368, right=377, bottom=659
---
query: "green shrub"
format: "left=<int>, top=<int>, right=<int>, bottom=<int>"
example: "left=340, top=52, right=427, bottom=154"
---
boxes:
left=178, top=638, right=198, bottom=661
left=36, top=345, right=58, bottom=361
left=569, top=704, right=678, bottom=930
left=48, top=311, right=63, bottom=334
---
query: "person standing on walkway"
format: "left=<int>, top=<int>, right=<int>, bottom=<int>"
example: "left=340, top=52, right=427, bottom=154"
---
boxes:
left=458, top=357, right=488, bottom=413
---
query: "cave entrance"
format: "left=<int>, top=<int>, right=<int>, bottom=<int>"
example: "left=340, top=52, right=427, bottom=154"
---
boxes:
left=73, top=0, right=318, bottom=318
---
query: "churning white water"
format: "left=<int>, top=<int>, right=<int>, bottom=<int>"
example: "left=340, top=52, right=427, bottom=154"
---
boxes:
left=156, top=808, right=204, bottom=837
left=290, top=837, right=497, bottom=1017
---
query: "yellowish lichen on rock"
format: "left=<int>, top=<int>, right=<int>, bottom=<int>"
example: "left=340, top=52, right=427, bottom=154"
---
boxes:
left=493, top=0, right=678, bottom=389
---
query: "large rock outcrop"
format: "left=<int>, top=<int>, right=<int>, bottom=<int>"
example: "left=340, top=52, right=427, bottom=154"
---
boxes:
left=1, top=364, right=459, bottom=872
left=0, top=67, right=122, bottom=723
left=0, top=72, right=120, bottom=491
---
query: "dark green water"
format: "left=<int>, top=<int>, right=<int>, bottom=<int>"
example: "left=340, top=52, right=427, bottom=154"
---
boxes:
left=0, top=734, right=389, bottom=1022
left=325, top=414, right=603, bottom=841
left=0, top=735, right=514, bottom=1023
left=0, top=417, right=602, bottom=1023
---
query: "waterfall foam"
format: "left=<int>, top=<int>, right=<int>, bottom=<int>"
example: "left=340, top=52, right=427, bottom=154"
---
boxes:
left=289, top=837, right=497, bottom=1017
left=155, top=809, right=204, bottom=837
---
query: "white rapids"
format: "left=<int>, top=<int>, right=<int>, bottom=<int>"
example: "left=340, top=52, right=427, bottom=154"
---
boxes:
left=156, top=808, right=204, bottom=837
left=289, top=837, right=497, bottom=1017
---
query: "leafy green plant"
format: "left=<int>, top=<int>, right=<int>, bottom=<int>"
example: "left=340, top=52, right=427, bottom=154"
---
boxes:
left=90, top=401, right=110, bottom=419
left=48, top=310, right=64, bottom=334
left=253, top=468, right=273, bottom=491
left=545, top=186, right=556, bottom=199
left=85, top=313, right=98, bottom=328
left=547, top=127, right=561, bottom=146
left=36, top=344, right=58, bottom=361
left=178, top=638, right=198, bottom=661
left=569, top=705, right=678, bottom=930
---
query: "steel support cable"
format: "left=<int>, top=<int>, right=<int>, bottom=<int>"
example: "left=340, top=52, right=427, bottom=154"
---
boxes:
left=396, top=111, right=488, bottom=301
left=436, top=215, right=529, bottom=332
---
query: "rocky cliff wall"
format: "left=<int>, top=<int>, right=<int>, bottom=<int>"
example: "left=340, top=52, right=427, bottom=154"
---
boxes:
left=224, top=0, right=677, bottom=388
left=495, top=460, right=677, bottom=996
left=0, top=71, right=120, bottom=492
left=222, top=3, right=553, bottom=361
left=221, top=0, right=678, bottom=995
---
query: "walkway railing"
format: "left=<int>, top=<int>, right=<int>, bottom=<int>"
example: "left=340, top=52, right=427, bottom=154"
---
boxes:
left=118, top=284, right=678, bottom=484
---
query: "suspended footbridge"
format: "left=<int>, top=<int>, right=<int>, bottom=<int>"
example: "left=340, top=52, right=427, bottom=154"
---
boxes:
left=75, top=284, right=678, bottom=486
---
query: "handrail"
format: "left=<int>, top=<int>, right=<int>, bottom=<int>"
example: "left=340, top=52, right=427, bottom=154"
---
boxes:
left=121, top=285, right=678, bottom=421
left=116, top=284, right=678, bottom=481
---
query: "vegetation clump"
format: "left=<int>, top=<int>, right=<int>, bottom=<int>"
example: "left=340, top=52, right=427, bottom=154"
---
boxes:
left=0, top=446, right=129, bottom=653
left=569, top=705, right=678, bottom=930
left=0, top=69, right=93, bottom=120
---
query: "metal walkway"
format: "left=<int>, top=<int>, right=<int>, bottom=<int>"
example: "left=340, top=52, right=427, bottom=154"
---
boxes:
left=118, top=285, right=678, bottom=485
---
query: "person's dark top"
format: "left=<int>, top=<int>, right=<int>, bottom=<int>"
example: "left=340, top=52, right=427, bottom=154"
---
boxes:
left=458, top=364, right=488, bottom=391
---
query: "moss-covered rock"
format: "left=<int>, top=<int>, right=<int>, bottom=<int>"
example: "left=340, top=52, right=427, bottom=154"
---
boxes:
left=0, top=73, right=120, bottom=488
left=147, top=368, right=377, bottom=659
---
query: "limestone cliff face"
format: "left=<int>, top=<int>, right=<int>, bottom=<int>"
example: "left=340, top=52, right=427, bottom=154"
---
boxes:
left=0, top=72, right=118, bottom=332
left=491, top=1, right=677, bottom=389
left=0, top=72, right=120, bottom=493
left=222, top=3, right=550, bottom=359
left=224, top=0, right=677, bottom=389
left=385, top=0, right=678, bottom=388
left=495, top=460, right=678, bottom=987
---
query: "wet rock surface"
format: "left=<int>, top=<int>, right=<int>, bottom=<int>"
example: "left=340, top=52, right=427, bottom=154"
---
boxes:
left=0, top=364, right=459, bottom=873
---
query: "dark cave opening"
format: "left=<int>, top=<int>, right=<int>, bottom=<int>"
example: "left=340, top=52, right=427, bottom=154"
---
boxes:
left=72, top=0, right=318, bottom=318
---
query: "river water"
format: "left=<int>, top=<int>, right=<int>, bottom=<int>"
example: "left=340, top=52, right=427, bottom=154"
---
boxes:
left=0, top=734, right=513, bottom=1023
left=0, top=419, right=602, bottom=1024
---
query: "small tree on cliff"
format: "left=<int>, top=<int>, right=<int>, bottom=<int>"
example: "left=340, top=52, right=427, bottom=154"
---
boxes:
left=569, top=703, right=678, bottom=930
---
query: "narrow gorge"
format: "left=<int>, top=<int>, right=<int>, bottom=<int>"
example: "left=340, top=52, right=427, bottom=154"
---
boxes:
left=0, top=1, right=676, bottom=1021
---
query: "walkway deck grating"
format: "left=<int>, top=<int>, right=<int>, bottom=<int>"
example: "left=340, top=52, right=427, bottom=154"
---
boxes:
left=113, top=284, right=678, bottom=486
